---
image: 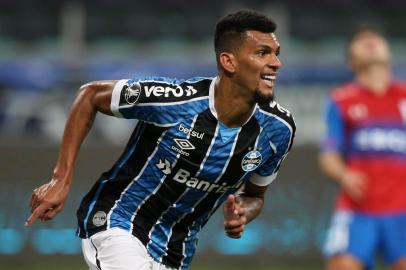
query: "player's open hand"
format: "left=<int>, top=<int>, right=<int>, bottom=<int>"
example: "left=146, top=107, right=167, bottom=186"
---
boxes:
left=223, top=194, right=247, bottom=239
left=25, top=178, right=70, bottom=227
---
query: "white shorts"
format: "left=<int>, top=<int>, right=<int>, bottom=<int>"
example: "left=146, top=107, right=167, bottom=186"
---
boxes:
left=82, top=227, right=176, bottom=270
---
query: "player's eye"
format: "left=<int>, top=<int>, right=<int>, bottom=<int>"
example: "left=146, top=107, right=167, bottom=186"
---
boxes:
left=257, top=50, right=267, bottom=57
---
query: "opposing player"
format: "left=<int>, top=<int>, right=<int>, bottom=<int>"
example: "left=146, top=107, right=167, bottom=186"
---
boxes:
left=320, top=28, right=406, bottom=270
left=26, top=10, right=295, bottom=270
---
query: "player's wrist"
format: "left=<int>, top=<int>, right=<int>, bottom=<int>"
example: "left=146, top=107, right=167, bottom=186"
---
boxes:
left=52, top=170, right=73, bottom=185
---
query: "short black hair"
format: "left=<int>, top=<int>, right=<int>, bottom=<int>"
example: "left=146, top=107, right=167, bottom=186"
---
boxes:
left=214, top=10, right=277, bottom=64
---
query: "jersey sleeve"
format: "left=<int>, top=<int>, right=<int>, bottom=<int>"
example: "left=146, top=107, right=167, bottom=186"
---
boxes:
left=251, top=122, right=296, bottom=186
left=110, top=77, right=209, bottom=126
left=321, top=97, right=344, bottom=153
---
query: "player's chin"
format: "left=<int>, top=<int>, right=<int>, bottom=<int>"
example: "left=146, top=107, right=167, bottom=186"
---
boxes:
left=254, top=89, right=274, bottom=105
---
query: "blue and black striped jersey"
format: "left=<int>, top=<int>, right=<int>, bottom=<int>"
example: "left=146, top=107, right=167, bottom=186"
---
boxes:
left=77, top=77, right=295, bottom=269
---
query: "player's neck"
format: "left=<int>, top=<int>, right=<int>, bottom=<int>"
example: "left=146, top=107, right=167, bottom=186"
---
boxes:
left=214, top=77, right=256, bottom=128
left=356, top=65, right=392, bottom=95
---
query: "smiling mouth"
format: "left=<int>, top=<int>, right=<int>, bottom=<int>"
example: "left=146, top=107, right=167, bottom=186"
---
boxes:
left=261, top=75, right=276, bottom=81
left=260, top=75, right=276, bottom=88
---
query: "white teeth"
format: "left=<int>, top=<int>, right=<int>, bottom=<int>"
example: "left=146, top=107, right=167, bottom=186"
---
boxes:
left=262, top=75, right=276, bottom=81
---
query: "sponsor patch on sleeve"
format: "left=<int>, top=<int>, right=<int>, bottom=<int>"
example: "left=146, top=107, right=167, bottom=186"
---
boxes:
left=122, top=82, right=141, bottom=105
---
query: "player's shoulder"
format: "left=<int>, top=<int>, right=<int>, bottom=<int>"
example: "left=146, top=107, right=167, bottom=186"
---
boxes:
left=257, top=101, right=296, bottom=134
left=330, top=82, right=362, bottom=102
left=127, top=76, right=213, bottom=104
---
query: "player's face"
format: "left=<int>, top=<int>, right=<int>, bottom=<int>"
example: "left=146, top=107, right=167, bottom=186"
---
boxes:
left=234, top=30, right=281, bottom=103
left=349, top=31, right=391, bottom=71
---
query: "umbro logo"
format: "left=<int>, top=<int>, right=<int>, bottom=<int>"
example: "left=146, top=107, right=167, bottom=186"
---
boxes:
left=173, top=138, right=195, bottom=150
left=172, top=138, right=194, bottom=157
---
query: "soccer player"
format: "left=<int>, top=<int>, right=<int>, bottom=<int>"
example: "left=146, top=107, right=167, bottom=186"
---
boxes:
left=26, top=10, right=295, bottom=270
left=320, top=28, right=406, bottom=270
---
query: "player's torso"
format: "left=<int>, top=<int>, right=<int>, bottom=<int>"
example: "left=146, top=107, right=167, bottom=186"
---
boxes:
left=115, top=109, right=272, bottom=226
left=334, top=82, right=406, bottom=213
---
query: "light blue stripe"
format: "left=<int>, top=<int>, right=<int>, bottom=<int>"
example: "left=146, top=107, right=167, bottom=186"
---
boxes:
left=196, top=130, right=237, bottom=180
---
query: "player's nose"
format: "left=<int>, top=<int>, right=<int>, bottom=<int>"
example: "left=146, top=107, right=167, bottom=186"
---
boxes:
left=268, top=54, right=281, bottom=70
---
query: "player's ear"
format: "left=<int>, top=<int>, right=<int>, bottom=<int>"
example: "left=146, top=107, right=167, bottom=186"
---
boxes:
left=219, top=52, right=237, bottom=73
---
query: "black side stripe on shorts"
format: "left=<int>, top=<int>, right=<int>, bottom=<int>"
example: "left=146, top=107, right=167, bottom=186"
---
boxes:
left=162, top=117, right=261, bottom=268
left=90, top=238, right=102, bottom=270
left=132, top=110, right=218, bottom=246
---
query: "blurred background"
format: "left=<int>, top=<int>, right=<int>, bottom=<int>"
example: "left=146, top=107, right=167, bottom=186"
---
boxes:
left=1, top=0, right=406, bottom=269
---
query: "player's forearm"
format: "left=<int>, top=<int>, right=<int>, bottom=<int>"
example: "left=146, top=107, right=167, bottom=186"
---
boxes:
left=319, top=151, right=347, bottom=183
left=53, top=83, right=113, bottom=184
left=236, top=194, right=264, bottom=223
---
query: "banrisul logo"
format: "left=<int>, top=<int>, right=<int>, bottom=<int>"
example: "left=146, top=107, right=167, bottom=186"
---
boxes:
left=241, top=150, right=262, bottom=172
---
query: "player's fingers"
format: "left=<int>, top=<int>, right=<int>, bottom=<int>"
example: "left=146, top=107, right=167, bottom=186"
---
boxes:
left=225, top=233, right=242, bottom=239
left=30, top=186, right=47, bottom=212
left=30, top=187, right=41, bottom=208
left=43, top=206, right=62, bottom=221
left=224, top=225, right=244, bottom=234
left=224, top=219, right=245, bottom=229
left=234, top=203, right=245, bottom=216
left=30, top=196, right=41, bottom=213
left=225, top=228, right=244, bottom=239
left=25, top=203, right=50, bottom=227
left=224, top=195, right=236, bottom=211
left=225, top=225, right=244, bottom=234
left=30, top=192, right=36, bottom=208
left=225, top=214, right=247, bottom=224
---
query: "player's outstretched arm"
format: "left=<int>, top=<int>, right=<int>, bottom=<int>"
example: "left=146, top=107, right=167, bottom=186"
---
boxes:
left=223, top=181, right=267, bottom=239
left=25, top=80, right=117, bottom=227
